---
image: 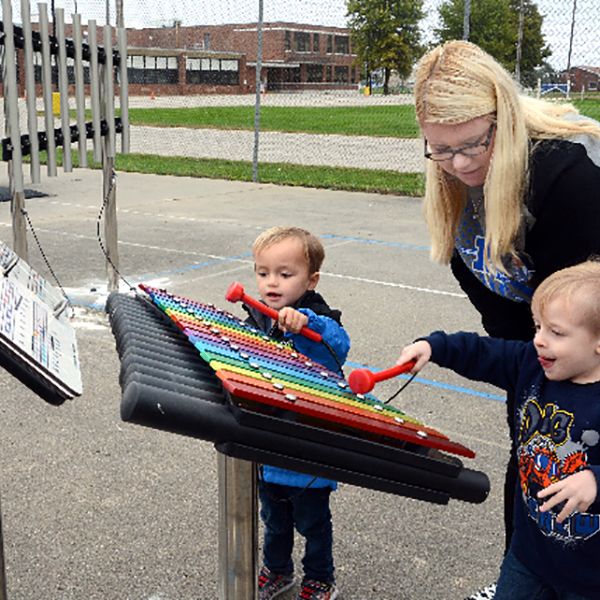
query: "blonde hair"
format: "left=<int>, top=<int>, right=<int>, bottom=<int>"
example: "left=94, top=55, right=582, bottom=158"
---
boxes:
left=252, top=226, right=325, bottom=274
left=532, top=261, right=600, bottom=335
left=415, top=40, right=600, bottom=271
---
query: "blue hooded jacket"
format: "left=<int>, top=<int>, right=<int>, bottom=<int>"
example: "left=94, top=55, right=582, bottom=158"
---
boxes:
left=243, top=290, right=350, bottom=489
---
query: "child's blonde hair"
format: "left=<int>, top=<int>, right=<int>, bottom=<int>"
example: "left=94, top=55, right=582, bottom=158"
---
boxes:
left=532, top=261, right=600, bottom=335
left=252, top=226, right=325, bottom=274
left=414, top=40, right=600, bottom=272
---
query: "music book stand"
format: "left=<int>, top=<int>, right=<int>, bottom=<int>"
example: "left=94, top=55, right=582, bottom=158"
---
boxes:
left=0, top=242, right=82, bottom=598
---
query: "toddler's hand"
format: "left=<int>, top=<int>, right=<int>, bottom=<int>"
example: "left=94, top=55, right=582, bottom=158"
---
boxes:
left=397, top=340, right=432, bottom=373
left=538, top=470, right=598, bottom=523
left=277, top=307, right=309, bottom=334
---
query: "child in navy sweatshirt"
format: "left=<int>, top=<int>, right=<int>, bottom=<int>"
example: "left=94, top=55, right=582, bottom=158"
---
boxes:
left=397, top=261, right=600, bottom=600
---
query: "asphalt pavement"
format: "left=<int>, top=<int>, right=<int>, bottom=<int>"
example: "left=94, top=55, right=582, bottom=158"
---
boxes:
left=0, top=168, right=509, bottom=600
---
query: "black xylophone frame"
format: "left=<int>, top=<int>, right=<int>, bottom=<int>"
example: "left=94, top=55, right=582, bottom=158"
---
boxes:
left=107, top=291, right=490, bottom=598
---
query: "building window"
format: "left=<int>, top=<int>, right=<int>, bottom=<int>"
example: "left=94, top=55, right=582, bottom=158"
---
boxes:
left=33, top=52, right=42, bottom=83
left=185, top=57, right=239, bottom=85
left=588, top=81, right=598, bottom=91
left=128, top=54, right=178, bottom=84
left=221, top=60, right=238, bottom=71
left=289, top=67, right=301, bottom=83
left=313, top=33, right=319, bottom=52
left=307, top=64, right=323, bottom=82
left=334, top=36, right=349, bottom=54
left=326, top=35, right=333, bottom=54
left=203, top=33, right=211, bottom=50
left=334, top=66, right=349, bottom=83
left=294, top=31, right=310, bottom=52
left=284, top=31, right=291, bottom=51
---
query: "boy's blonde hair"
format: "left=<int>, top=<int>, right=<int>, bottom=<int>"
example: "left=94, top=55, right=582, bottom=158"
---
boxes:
left=532, top=261, right=600, bottom=335
left=252, top=226, right=325, bottom=274
left=414, top=40, right=600, bottom=271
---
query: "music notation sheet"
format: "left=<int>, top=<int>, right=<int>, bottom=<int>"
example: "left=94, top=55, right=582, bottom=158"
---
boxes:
left=0, top=241, right=82, bottom=403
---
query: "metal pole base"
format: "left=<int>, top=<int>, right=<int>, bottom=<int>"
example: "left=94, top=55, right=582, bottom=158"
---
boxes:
left=217, top=455, right=257, bottom=600
left=0, top=496, right=9, bottom=600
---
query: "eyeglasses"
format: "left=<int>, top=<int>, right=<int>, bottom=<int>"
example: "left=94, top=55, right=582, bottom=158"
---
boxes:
left=424, top=122, right=496, bottom=162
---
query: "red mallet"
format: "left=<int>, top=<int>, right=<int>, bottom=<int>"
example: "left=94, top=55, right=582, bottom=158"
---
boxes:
left=225, top=282, right=322, bottom=343
left=348, top=360, right=417, bottom=395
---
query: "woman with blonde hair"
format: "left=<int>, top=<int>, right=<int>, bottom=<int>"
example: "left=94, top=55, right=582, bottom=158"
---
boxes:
left=413, top=40, right=600, bottom=600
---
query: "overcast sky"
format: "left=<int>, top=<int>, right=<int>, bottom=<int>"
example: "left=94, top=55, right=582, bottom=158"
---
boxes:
left=10, top=0, right=600, bottom=70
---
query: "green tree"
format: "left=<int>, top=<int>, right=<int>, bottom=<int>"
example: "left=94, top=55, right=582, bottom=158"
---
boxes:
left=508, top=0, right=551, bottom=87
left=346, top=0, right=424, bottom=95
left=435, top=0, right=550, bottom=87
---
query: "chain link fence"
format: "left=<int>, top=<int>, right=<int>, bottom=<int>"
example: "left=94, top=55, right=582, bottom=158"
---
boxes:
left=5, top=0, right=600, bottom=182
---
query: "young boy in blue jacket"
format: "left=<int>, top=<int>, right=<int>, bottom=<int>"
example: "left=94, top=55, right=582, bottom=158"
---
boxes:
left=397, top=261, right=600, bottom=600
left=243, top=226, right=350, bottom=600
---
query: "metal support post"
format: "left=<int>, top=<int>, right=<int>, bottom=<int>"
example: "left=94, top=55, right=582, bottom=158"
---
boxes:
left=0, top=497, right=7, bottom=600
left=2, top=0, right=28, bottom=260
left=101, top=25, right=120, bottom=292
left=217, top=455, right=258, bottom=600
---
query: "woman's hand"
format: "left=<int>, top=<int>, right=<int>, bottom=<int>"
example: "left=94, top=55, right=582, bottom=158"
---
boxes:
left=538, top=470, right=598, bottom=523
left=397, top=340, right=432, bottom=373
left=277, top=307, right=309, bottom=334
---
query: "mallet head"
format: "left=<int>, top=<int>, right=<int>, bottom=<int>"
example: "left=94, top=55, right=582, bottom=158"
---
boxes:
left=348, top=369, right=376, bottom=394
left=225, top=281, right=245, bottom=303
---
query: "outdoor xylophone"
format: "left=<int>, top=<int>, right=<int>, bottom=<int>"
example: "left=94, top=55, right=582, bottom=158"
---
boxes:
left=107, top=284, right=490, bottom=505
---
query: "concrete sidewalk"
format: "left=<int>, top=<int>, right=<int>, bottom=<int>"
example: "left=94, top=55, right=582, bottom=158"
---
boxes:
left=0, top=169, right=506, bottom=600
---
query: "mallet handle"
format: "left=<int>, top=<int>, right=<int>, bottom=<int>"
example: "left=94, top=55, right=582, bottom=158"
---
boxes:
left=348, top=360, right=416, bottom=394
left=226, top=282, right=322, bottom=343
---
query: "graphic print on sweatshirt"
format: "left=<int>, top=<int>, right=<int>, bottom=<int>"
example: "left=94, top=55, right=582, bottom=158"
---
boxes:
left=517, top=396, right=600, bottom=544
left=455, top=201, right=535, bottom=302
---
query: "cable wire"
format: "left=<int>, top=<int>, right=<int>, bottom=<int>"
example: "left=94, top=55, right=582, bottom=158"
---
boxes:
left=20, top=207, right=72, bottom=314
left=384, top=371, right=417, bottom=404
left=95, top=167, right=135, bottom=292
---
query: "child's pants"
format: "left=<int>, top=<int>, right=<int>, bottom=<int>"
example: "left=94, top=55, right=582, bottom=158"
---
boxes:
left=259, top=481, right=334, bottom=583
left=495, top=544, right=593, bottom=600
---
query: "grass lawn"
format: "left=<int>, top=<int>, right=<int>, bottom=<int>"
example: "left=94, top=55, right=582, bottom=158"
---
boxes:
left=126, top=105, right=420, bottom=137
left=44, top=150, right=424, bottom=197
left=53, top=97, right=600, bottom=196
left=573, top=99, right=600, bottom=122
left=122, top=99, right=600, bottom=138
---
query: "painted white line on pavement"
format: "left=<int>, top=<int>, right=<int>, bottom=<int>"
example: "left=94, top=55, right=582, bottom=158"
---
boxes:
left=180, top=264, right=250, bottom=285
left=0, top=223, right=462, bottom=299
left=322, top=271, right=467, bottom=298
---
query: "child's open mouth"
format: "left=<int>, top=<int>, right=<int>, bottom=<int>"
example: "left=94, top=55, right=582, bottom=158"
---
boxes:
left=538, top=356, right=556, bottom=370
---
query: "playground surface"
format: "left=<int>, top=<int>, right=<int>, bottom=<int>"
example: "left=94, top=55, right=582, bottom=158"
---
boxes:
left=0, top=169, right=507, bottom=600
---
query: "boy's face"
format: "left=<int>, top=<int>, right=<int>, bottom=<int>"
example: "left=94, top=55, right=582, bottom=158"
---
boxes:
left=532, top=295, right=600, bottom=384
left=254, top=237, right=319, bottom=310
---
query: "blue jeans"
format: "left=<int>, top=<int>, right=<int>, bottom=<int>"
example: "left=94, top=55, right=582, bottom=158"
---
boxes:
left=495, top=545, right=593, bottom=600
left=259, top=481, right=334, bottom=583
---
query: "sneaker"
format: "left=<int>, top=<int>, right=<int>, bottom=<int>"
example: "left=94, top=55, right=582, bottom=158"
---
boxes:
left=258, top=565, right=295, bottom=600
left=464, top=582, right=496, bottom=600
left=297, top=579, right=338, bottom=600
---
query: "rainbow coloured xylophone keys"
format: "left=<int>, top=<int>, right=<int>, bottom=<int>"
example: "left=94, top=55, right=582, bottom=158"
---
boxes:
left=139, top=284, right=476, bottom=459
